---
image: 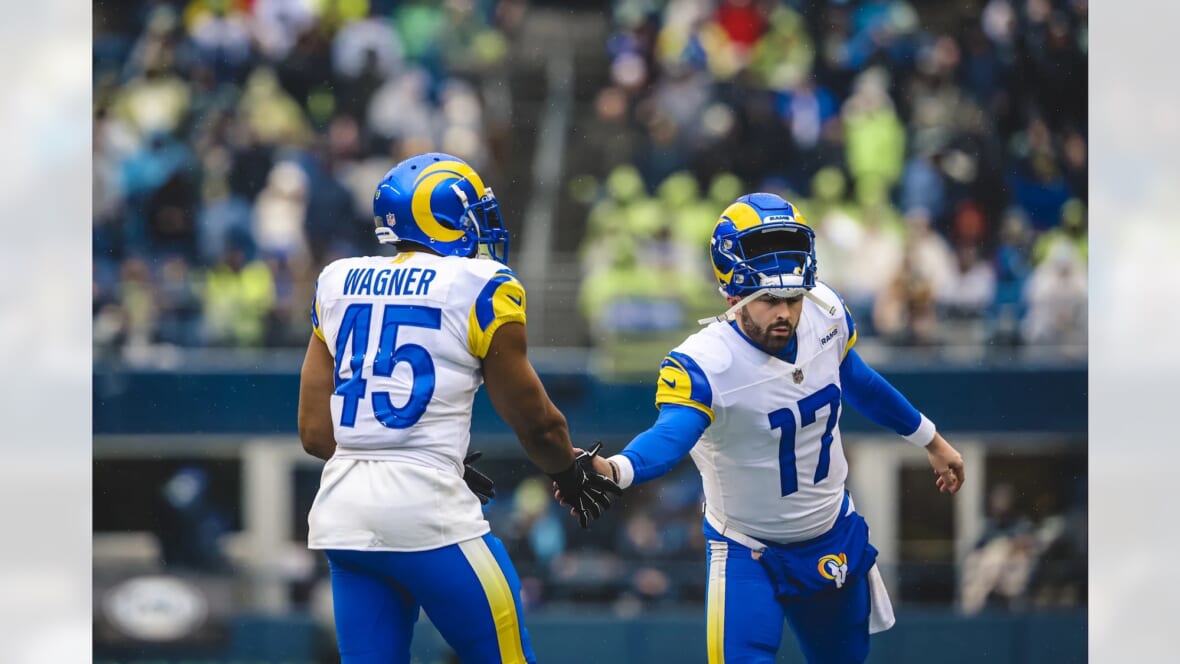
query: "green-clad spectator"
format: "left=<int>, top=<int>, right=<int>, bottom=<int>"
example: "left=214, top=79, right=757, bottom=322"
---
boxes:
left=113, top=59, right=192, bottom=139
left=310, top=0, right=371, bottom=33
left=1034, top=198, right=1088, bottom=265
left=203, top=242, right=276, bottom=347
left=585, top=165, right=647, bottom=237
left=748, top=6, right=815, bottom=92
left=843, top=77, right=906, bottom=204
left=661, top=171, right=716, bottom=250
left=441, top=0, right=508, bottom=70
left=799, top=167, right=857, bottom=226
left=581, top=165, right=664, bottom=274
left=578, top=238, right=668, bottom=334
left=238, top=67, right=313, bottom=146
left=708, top=172, right=744, bottom=210
left=395, top=1, right=446, bottom=63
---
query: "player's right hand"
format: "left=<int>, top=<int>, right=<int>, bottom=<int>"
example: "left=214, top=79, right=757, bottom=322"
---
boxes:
left=926, top=434, right=965, bottom=494
left=549, top=442, right=624, bottom=528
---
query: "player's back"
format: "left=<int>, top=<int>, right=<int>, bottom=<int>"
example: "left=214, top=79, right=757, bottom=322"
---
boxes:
left=308, top=251, right=525, bottom=551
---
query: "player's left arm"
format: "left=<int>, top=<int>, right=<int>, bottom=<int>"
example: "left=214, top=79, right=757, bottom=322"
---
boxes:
left=840, top=348, right=964, bottom=493
left=298, top=299, right=337, bottom=461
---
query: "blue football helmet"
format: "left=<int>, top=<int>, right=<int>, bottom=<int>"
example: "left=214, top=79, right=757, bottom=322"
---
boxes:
left=372, top=153, right=510, bottom=263
left=710, top=193, right=817, bottom=298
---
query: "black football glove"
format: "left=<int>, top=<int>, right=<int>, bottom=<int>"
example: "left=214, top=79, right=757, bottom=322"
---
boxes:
left=548, top=442, right=624, bottom=529
left=463, top=451, right=496, bottom=505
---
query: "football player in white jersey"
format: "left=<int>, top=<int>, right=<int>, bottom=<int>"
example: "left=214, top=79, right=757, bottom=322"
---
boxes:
left=568, top=193, right=965, bottom=663
left=297, top=152, right=621, bottom=664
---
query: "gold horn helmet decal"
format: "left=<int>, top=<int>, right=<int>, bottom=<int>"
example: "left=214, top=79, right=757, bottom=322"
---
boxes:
left=410, top=161, right=486, bottom=243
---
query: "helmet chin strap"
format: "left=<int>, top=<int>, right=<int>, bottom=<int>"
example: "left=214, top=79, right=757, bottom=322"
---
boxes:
left=697, top=289, right=765, bottom=326
left=697, top=287, right=837, bottom=326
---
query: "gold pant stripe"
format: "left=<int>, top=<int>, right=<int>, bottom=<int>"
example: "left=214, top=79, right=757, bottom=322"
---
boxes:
left=459, top=538, right=527, bottom=663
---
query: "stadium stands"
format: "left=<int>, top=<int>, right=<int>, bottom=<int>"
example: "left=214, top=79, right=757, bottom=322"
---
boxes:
left=94, top=0, right=1087, bottom=358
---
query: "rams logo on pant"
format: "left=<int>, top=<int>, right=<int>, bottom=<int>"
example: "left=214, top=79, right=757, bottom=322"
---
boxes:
left=818, top=553, right=849, bottom=589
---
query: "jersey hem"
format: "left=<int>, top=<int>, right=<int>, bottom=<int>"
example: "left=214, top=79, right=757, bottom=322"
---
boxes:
left=308, top=524, right=493, bottom=553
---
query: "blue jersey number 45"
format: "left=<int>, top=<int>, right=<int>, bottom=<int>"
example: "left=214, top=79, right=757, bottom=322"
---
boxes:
left=768, top=383, right=842, bottom=496
left=333, top=303, right=442, bottom=429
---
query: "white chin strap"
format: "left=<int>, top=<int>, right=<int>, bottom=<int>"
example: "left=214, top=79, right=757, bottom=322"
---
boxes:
left=697, top=287, right=837, bottom=326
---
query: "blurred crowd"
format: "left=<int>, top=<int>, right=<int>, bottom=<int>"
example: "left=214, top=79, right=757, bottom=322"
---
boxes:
left=960, top=480, right=1087, bottom=613
left=574, top=0, right=1088, bottom=351
left=92, top=0, right=1088, bottom=357
left=93, top=0, right=520, bottom=355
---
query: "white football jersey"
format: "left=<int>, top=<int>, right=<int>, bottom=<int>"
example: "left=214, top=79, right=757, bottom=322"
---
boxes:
left=656, top=282, right=858, bottom=544
left=306, top=251, right=527, bottom=551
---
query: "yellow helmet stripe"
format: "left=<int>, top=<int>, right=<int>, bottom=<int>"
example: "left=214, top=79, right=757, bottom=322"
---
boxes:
left=719, top=201, right=763, bottom=231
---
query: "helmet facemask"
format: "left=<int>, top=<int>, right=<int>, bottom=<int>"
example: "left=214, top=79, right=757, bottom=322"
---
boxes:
left=701, top=222, right=836, bottom=325
left=720, top=224, right=818, bottom=298
left=454, top=183, right=510, bottom=264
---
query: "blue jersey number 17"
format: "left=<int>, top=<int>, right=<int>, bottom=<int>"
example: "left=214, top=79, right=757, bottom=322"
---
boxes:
left=768, top=383, right=842, bottom=496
